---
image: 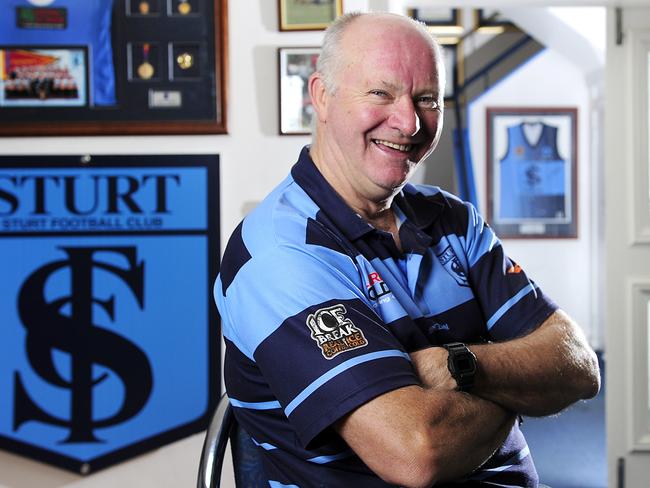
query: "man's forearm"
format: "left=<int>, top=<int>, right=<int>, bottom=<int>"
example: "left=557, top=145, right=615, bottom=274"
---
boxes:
left=411, top=310, right=600, bottom=416
left=420, top=388, right=516, bottom=484
left=470, top=310, right=600, bottom=416
left=336, top=384, right=515, bottom=488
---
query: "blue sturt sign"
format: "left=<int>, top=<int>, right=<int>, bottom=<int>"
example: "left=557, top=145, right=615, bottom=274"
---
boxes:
left=0, top=155, right=220, bottom=474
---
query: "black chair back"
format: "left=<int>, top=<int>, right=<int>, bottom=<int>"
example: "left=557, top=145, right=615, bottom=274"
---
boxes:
left=197, top=393, right=267, bottom=488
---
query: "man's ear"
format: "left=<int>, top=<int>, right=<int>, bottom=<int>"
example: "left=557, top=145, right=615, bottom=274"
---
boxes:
left=308, top=72, right=329, bottom=123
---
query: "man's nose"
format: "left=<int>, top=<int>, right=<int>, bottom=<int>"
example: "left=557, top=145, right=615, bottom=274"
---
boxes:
left=389, top=97, right=420, bottom=137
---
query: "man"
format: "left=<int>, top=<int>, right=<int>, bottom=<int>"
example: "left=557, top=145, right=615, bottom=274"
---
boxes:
left=214, top=12, right=600, bottom=487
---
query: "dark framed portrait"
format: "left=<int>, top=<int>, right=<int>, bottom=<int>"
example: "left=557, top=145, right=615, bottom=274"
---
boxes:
left=408, top=7, right=463, bottom=36
left=474, top=9, right=519, bottom=33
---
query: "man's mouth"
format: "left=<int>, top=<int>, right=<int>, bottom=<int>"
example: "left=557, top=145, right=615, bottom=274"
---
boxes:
left=373, top=139, right=413, bottom=153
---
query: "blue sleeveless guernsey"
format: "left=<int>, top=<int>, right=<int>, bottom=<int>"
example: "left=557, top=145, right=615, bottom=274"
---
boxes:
left=499, top=122, right=566, bottom=221
left=0, top=0, right=116, bottom=106
left=215, top=146, right=557, bottom=487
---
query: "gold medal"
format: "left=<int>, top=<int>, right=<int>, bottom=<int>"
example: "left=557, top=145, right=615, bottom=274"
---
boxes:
left=176, top=52, right=194, bottom=70
left=138, top=1, right=150, bottom=14
left=137, top=61, right=154, bottom=79
left=137, top=43, right=154, bottom=79
left=178, top=1, right=191, bottom=14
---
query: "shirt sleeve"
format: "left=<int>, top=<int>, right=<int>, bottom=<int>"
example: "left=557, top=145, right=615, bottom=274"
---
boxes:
left=460, top=202, right=558, bottom=341
left=220, top=244, right=418, bottom=448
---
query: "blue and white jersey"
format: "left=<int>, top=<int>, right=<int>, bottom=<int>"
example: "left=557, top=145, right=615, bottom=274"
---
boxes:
left=499, top=122, right=566, bottom=221
left=0, top=0, right=116, bottom=106
left=214, top=146, right=557, bottom=487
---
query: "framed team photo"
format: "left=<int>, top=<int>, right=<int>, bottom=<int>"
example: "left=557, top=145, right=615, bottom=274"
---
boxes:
left=0, top=46, right=88, bottom=108
left=408, top=8, right=463, bottom=36
left=278, top=0, right=343, bottom=31
left=278, top=47, right=320, bottom=135
left=486, top=107, right=578, bottom=239
left=0, top=0, right=227, bottom=136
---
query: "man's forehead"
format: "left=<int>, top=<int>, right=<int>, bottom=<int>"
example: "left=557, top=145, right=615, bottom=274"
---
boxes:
left=343, top=20, right=436, bottom=63
left=341, top=48, right=440, bottom=87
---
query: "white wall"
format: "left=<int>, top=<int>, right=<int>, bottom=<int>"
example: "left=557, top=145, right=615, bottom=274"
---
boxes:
left=0, top=2, right=602, bottom=487
left=468, top=49, right=600, bottom=347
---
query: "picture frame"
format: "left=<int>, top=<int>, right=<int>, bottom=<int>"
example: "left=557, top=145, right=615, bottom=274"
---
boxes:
left=278, top=0, right=343, bottom=32
left=0, top=0, right=227, bottom=136
left=486, top=107, right=578, bottom=239
left=278, top=47, right=320, bottom=135
left=474, top=9, right=519, bottom=33
left=0, top=46, right=89, bottom=108
left=408, top=8, right=463, bottom=36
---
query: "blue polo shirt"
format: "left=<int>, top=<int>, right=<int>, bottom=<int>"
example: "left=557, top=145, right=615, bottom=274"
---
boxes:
left=214, top=146, right=557, bottom=487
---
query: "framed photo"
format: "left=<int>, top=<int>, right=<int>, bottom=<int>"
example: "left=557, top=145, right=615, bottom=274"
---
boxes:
left=0, top=47, right=88, bottom=107
left=486, top=107, right=578, bottom=239
left=474, top=9, right=519, bottom=33
left=0, top=0, right=227, bottom=136
left=278, top=0, right=343, bottom=32
left=408, top=8, right=463, bottom=36
left=278, top=47, right=320, bottom=135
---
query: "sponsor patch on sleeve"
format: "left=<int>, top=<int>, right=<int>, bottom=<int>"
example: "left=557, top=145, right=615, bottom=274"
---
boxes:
left=306, top=304, right=368, bottom=359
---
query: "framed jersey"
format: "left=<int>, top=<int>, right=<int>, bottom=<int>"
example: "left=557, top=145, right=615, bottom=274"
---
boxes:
left=486, top=107, right=578, bottom=239
left=0, top=0, right=227, bottom=135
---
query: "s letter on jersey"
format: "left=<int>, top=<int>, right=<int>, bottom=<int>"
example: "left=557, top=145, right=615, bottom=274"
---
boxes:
left=0, top=155, right=220, bottom=474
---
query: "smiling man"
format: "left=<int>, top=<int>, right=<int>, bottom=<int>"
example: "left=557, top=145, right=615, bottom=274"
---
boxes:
left=214, top=12, right=600, bottom=488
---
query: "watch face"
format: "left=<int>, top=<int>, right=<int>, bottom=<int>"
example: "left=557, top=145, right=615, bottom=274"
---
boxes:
left=457, top=355, right=474, bottom=372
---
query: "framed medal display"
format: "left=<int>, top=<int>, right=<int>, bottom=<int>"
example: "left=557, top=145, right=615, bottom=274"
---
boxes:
left=0, top=0, right=227, bottom=136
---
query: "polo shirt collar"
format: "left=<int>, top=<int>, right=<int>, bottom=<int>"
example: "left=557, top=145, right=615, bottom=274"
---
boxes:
left=394, top=188, right=445, bottom=232
left=291, top=146, right=446, bottom=241
left=291, top=146, right=374, bottom=241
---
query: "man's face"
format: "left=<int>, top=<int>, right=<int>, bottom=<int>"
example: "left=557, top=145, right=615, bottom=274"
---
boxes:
left=317, top=17, right=444, bottom=202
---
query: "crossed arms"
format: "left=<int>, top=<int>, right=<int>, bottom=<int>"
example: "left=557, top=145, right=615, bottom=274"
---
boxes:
left=335, top=309, right=601, bottom=488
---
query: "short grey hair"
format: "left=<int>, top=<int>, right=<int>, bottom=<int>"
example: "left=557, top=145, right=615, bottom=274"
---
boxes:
left=316, top=11, right=445, bottom=95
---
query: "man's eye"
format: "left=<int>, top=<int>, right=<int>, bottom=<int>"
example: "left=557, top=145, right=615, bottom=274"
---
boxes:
left=369, top=90, right=389, bottom=97
left=417, top=96, right=440, bottom=110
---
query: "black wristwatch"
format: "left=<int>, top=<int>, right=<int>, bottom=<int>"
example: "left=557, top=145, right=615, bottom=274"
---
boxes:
left=443, top=342, right=477, bottom=392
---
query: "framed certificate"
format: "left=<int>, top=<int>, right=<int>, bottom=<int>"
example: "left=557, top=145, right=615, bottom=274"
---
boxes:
left=486, top=107, right=578, bottom=239
left=278, top=0, right=343, bottom=31
left=0, top=0, right=227, bottom=136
